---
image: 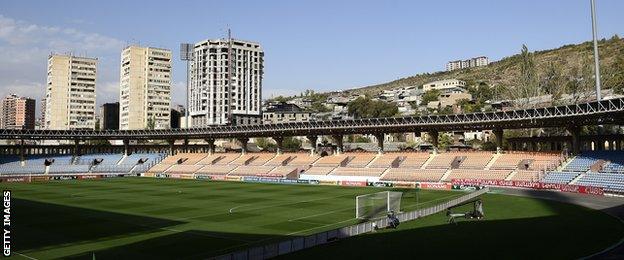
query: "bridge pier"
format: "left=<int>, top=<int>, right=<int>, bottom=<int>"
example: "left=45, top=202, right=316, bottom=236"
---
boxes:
left=183, top=139, right=189, bottom=153
left=73, top=139, right=81, bottom=156
left=428, top=130, right=439, bottom=154
left=374, top=133, right=385, bottom=154
left=205, top=138, right=215, bottom=155
left=494, top=129, right=504, bottom=154
left=123, top=139, right=130, bottom=156
left=19, top=139, right=25, bottom=162
left=568, top=126, right=581, bottom=154
left=307, top=135, right=318, bottom=156
left=238, top=137, right=249, bottom=155
left=332, top=135, right=343, bottom=155
left=273, top=136, right=284, bottom=155
left=167, top=139, right=176, bottom=155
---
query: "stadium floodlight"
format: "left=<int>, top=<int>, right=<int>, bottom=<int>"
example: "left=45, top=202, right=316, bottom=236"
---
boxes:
left=590, top=0, right=602, bottom=100
left=180, top=43, right=194, bottom=129
left=356, top=191, right=402, bottom=220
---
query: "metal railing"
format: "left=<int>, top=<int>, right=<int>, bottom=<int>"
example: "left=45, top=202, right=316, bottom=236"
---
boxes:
left=1, top=97, right=623, bottom=140
left=214, top=187, right=489, bottom=259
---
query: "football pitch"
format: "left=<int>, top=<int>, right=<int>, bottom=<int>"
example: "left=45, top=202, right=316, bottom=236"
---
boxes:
left=4, top=177, right=461, bottom=259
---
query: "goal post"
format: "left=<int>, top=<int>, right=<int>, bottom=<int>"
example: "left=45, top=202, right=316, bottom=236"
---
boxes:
left=355, top=191, right=402, bottom=220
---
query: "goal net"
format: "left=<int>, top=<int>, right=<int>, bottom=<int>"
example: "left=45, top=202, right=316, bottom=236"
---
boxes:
left=355, top=191, right=402, bottom=220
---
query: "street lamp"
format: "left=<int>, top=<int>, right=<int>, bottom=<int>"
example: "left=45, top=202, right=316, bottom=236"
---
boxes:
left=180, top=43, right=193, bottom=129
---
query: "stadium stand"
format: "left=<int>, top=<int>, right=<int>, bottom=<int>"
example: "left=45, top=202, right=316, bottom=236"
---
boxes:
left=166, top=164, right=204, bottom=174
left=426, top=153, right=458, bottom=169
left=541, top=171, right=580, bottom=184
left=212, top=153, right=242, bottom=165
left=510, top=170, right=543, bottom=182
left=195, top=165, right=237, bottom=175
left=330, top=167, right=386, bottom=177
left=75, top=154, right=122, bottom=165
left=303, top=166, right=336, bottom=175
left=380, top=168, right=446, bottom=182
left=287, top=153, right=320, bottom=166
left=345, top=153, right=376, bottom=167
left=265, top=153, right=296, bottom=166
left=368, top=153, right=400, bottom=168
left=269, top=166, right=301, bottom=177
left=229, top=166, right=277, bottom=176
left=458, top=152, right=494, bottom=169
left=398, top=153, right=430, bottom=168
left=575, top=172, right=624, bottom=193
left=314, top=154, right=350, bottom=167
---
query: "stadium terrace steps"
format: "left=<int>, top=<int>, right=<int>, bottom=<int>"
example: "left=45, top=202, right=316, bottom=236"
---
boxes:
left=505, top=170, right=517, bottom=181
left=330, top=167, right=386, bottom=177
left=368, top=153, right=399, bottom=168
left=166, top=164, right=204, bottom=174
left=443, top=169, right=512, bottom=181
left=542, top=171, right=580, bottom=184
left=229, top=166, right=276, bottom=176
left=303, top=166, right=337, bottom=175
left=485, top=153, right=501, bottom=170
left=313, top=154, right=351, bottom=167
left=285, top=153, right=320, bottom=166
left=459, top=152, right=495, bottom=169
left=426, top=153, right=459, bottom=169
left=380, top=168, right=446, bottom=182
left=569, top=173, right=585, bottom=185
left=196, top=165, right=237, bottom=175
left=345, top=153, right=376, bottom=167
left=419, top=153, right=436, bottom=169
left=509, top=170, right=543, bottom=182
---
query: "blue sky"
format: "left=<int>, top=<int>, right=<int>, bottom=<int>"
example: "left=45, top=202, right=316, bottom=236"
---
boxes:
left=1, top=0, right=623, bottom=110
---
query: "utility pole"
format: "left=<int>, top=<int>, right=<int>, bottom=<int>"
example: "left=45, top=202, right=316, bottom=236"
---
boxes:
left=591, top=0, right=602, bottom=100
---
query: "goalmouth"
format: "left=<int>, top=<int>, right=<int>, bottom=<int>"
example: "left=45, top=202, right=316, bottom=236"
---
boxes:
left=355, top=191, right=403, bottom=220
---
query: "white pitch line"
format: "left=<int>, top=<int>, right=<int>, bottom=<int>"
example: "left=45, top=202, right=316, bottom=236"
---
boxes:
left=226, top=194, right=346, bottom=214
left=15, top=252, right=39, bottom=260
left=287, top=207, right=352, bottom=222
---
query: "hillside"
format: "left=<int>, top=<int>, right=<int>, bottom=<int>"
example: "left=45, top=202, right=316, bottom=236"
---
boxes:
left=342, top=36, right=624, bottom=97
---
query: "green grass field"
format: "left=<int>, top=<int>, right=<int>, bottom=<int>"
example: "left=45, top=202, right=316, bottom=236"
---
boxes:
left=4, top=177, right=459, bottom=259
left=3, top=177, right=623, bottom=259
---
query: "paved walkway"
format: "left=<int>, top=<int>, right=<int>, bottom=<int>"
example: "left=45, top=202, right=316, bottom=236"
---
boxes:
left=491, top=188, right=624, bottom=260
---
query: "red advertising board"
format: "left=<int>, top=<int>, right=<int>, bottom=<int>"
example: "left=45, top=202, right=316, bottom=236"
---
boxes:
left=451, top=179, right=604, bottom=195
left=340, top=181, right=367, bottom=187
left=419, top=182, right=452, bottom=190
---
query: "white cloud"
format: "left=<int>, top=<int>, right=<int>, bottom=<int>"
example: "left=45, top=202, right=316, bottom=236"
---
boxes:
left=0, top=14, right=125, bottom=111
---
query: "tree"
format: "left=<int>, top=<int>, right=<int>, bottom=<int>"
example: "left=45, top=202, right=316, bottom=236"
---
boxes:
left=421, top=89, right=441, bottom=104
left=255, top=137, right=276, bottom=150
left=603, top=54, right=624, bottom=94
left=273, top=96, right=288, bottom=103
left=282, top=137, right=302, bottom=151
left=508, top=44, right=541, bottom=107
left=567, top=56, right=595, bottom=103
left=347, top=97, right=398, bottom=118
left=146, top=116, right=156, bottom=130
left=541, top=61, right=567, bottom=101
left=438, top=133, right=454, bottom=150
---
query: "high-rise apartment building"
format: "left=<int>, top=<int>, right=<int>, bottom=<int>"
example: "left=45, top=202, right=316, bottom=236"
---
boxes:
left=45, top=54, right=97, bottom=130
left=100, top=102, right=120, bottom=130
left=446, top=56, right=489, bottom=71
left=0, top=94, right=36, bottom=130
left=119, top=46, right=172, bottom=130
left=189, top=38, right=263, bottom=127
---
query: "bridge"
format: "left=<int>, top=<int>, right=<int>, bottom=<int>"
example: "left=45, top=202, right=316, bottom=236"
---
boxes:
left=2, top=97, right=624, bottom=155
